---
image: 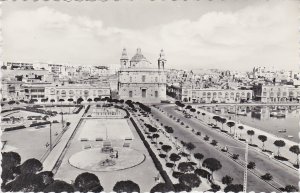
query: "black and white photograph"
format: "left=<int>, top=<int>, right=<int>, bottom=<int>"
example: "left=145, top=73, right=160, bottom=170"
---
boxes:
left=1, top=0, right=299, bottom=192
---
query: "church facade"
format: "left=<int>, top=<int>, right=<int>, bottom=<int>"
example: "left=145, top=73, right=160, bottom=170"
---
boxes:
left=118, top=48, right=167, bottom=103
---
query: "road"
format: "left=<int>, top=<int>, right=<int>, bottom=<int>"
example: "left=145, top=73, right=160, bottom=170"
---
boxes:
left=156, top=105, right=299, bottom=191
left=150, top=107, right=278, bottom=192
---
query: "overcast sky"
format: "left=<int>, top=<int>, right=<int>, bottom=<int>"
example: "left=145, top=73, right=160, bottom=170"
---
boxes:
left=2, top=0, right=299, bottom=71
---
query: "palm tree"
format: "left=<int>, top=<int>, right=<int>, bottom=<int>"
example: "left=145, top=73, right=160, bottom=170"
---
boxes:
left=274, top=140, right=286, bottom=156
left=87, top=98, right=93, bottom=105
left=219, top=118, right=227, bottom=130
left=258, top=135, right=267, bottom=150
left=226, top=121, right=235, bottom=134
left=212, top=116, right=220, bottom=126
left=247, top=130, right=255, bottom=144
left=50, top=99, right=55, bottom=106
left=238, top=126, right=244, bottom=139
left=194, top=153, right=204, bottom=168
left=289, top=145, right=300, bottom=166
left=67, top=98, right=74, bottom=113
left=202, top=113, right=206, bottom=121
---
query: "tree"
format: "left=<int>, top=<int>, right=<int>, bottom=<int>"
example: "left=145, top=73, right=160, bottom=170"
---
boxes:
left=238, top=125, right=244, bottom=138
left=274, top=140, right=286, bottom=156
left=113, top=180, right=140, bottom=193
left=67, top=98, right=74, bottom=113
left=178, top=162, right=195, bottom=173
left=219, top=118, right=227, bottom=130
left=185, top=142, right=196, bottom=154
left=224, top=184, right=243, bottom=192
left=169, top=153, right=181, bottom=164
left=202, top=158, right=222, bottom=180
left=43, top=180, right=74, bottom=192
left=20, top=158, right=43, bottom=174
left=247, top=161, right=256, bottom=169
left=178, top=173, right=201, bottom=188
left=202, top=113, right=206, bottom=121
left=77, top=97, right=84, bottom=104
left=173, top=183, right=191, bottom=192
left=212, top=116, right=220, bottom=125
left=87, top=98, right=93, bottom=104
left=74, top=172, right=103, bottom=192
left=5, top=173, right=44, bottom=192
left=289, top=145, right=300, bottom=166
left=50, top=99, right=55, bottom=106
left=194, top=153, right=204, bottom=168
left=261, top=173, right=273, bottom=181
left=247, top=130, right=255, bottom=144
left=152, top=133, right=160, bottom=142
left=222, top=175, right=233, bottom=185
left=284, top=185, right=298, bottom=192
left=211, top=139, right=218, bottom=146
left=161, top=145, right=172, bottom=155
left=2, top=152, right=21, bottom=170
left=150, top=183, right=174, bottom=193
left=226, top=121, right=235, bottom=134
left=38, top=171, right=54, bottom=187
left=258, top=135, right=267, bottom=150
left=58, top=98, right=65, bottom=105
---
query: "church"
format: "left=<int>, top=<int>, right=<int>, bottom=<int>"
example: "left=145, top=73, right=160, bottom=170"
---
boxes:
left=118, top=48, right=167, bottom=103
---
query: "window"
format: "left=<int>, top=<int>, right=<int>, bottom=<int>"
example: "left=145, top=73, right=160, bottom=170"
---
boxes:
left=155, top=91, right=158, bottom=98
left=130, top=77, right=132, bottom=82
left=142, top=75, right=146, bottom=82
left=155, top=77, right=158, bottom=82
left=142, top=89, right=146, bottom=98
left=129, top=91, right=133, bottom=98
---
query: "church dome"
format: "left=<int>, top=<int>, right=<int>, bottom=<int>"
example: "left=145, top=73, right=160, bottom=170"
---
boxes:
left=130, top=48, right=152, bottom=68
left=130, top=48, right=146, bottom=63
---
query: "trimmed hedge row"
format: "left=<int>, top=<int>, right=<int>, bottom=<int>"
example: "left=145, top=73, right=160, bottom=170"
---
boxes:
left=130, top=117, right=174, bottom=189
left=114, top=105, right=130, bottom=118
left=4, top=125, right=26, bottom=132
left=29, top=121, right=51, bottom=127
left=84, top=105, right=90, bottom=114
left=74, top=105, right=83, bottom=114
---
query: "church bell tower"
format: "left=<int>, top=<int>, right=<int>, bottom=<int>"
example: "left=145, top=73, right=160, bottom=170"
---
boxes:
left=158, top=49, right=166, bottom=70
left=120, top=48, right=129, bottom=69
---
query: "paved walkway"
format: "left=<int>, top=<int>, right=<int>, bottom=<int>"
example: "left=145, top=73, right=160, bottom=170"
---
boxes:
left=42, top=110, right=85, bottom=171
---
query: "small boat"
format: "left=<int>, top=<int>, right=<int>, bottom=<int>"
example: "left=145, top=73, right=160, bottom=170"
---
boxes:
left=214, top=108, right=221, bottom=112
left=277, top=106, right=286, bottom=110
left=278, top=129, right=287, bottom=133
left=287, top=135, right=293, bottom=138
left=270, top=112, right=286, bottom=118
left=237, top=110, right=247, bottom=116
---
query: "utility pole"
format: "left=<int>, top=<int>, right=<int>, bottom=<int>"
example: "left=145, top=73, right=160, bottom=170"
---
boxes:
left=49, top=123, right=53, bottom=151
left=243, top=141, right=249, bottom=193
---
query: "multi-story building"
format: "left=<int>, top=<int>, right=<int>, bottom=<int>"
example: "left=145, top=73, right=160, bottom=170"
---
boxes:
left=179, top=88, right=253, bottom=103
left=1, top=81, right=25, bottom=101
left=253, top=84, right=300, bottom=102
left=118, top=48, right=167, bottom=103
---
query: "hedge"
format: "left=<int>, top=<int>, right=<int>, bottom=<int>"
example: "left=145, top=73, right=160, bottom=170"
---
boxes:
left=74, top=105, right=83, bottom=114
left=84, top=105, right=90, bottom=114
left=29, top=121, right=51, bottom=127
left=4, top=125, right=26, bottom=132
left=130, top=118, right=174, bottom=189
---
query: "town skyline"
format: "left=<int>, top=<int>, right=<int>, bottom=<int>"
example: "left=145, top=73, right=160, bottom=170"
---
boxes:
left=3, top=0, right=299, bottom=71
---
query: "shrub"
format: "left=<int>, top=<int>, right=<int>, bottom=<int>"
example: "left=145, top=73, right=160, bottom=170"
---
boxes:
left=211, top=183, right=221, bottom=191
left=247, top=161, right=256, bottom=169
left=172, top=171, right=183, bottom=179
left=204, top=135, right=210, bottom=141
left=196, top=131, right=201, bottom=136
left=232, top=154, right=239, bottom=160
left=4, top=125, right=26, bottom=132
left=166, top=163, right=175, bottom=168
left=261, top=173, right=273, bottom=181
left=159, top=154, right=166, bottom=159
left=194, top=168, right=211, bottom=179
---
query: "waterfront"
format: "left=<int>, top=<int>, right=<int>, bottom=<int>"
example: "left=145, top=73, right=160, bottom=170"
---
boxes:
left=203, top=106, right=300, bottom=143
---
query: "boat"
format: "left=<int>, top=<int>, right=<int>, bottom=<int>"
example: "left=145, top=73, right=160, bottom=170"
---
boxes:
left=237, top=110, right=247, bottom=116
left=277, top=106, right=286, bottom=110
left=270, top=112, right=286, bottom=118
left=214, top=108, right=221, bottom=112
left=278, top=129, right=287, bottom=133
left=287, top=135, right=293, bottom=138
